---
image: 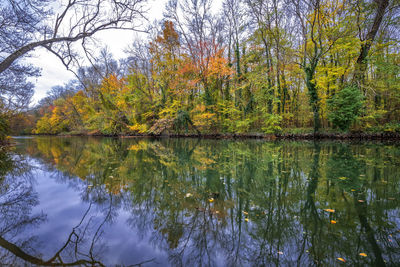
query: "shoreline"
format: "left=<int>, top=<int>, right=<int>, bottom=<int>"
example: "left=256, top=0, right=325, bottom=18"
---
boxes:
left=25, top=132, right=400, bottom=141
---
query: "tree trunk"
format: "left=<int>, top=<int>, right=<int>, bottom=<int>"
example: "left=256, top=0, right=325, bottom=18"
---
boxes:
left=305, top=65, right=321, bottom=133
left=353, top=0, right=389, bottom=85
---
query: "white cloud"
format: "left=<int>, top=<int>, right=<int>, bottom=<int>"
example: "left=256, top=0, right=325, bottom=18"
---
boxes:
left=29, top=48, right=75, bottom=104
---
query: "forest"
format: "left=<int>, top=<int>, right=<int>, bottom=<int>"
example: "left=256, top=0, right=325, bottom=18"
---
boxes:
left=1, top=0, right=399, bottom=138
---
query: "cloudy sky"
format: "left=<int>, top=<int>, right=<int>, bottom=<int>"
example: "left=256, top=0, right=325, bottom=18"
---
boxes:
left=28, top=0, right=225, bottom=105
left=28, top=0, right=168, bottom=105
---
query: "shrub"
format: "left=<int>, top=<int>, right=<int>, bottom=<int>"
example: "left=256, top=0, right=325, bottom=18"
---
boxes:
left=327, top=86, right=364, bottom=131
left=262, top=114, right=282, bottom=134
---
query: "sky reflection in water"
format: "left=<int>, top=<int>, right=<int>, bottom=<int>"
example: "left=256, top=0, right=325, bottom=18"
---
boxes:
left=0, top=136, right=399, bottom=266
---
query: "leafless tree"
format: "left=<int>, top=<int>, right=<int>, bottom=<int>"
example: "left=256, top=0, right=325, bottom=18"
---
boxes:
left=0, top=0, right=148, bottom=113
left=0, top=0, right=148, bottom=74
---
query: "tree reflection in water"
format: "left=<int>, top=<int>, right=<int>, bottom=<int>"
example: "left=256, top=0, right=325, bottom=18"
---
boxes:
left=3, top=137, right=400, bottom=266
left=0, top=147, right=157, bottom=266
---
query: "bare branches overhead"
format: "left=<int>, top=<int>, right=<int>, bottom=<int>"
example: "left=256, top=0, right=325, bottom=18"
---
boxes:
left=0, top=0, right=148, bottom=74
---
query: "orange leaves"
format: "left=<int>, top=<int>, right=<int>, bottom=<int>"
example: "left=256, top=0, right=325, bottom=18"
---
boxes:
left=151, top=21, right=180, bottom=53
left=324, top=209, right=335, bottom=213
left=207, top=49, right=233, bottom=78
left=100, top=74, right=127, bottom=96
left=337, top=257, right=346, bottom=262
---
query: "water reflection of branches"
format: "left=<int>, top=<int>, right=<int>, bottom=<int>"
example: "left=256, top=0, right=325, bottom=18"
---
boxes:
left=16, top=137, right=400, bottom=265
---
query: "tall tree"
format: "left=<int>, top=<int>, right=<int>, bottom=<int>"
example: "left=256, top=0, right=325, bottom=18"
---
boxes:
left=353, top=0, right=390, bottom=85
left=0, top=0, right=147, bottom=116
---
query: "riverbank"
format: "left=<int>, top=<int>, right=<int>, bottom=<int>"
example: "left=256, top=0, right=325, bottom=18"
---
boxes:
left=27, top=132, right=400, bottom=141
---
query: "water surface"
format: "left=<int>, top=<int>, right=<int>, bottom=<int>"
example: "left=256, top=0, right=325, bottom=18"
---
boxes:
left=0, top=136, right=399, bottom=266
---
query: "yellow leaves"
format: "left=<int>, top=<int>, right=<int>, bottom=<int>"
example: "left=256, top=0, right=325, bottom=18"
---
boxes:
left=128, top=144, right=141, bottom=151
left=243, top=211, right=249, bottom=215
left=185, top=193, right=193, bottom=198
left=359, top=253, right=367, bottom=257
left=330, top=220, right=337, bottom=224
left=201, top=158, right=216, bottom=165
left=128, top=123, right=148, bottom=134
left=324, top=209, right=335, bottom=213
left=101, top=74, right=126, bottom=95
left=158, top=100, right=182, bottom=119
left=127, top=140, right=148, bottom=151
left=337, top=257, right=346, bottom=262
left=194, top=112, right=216, bottom=121
left=208, top=198, right=214, bottom=203
left=244, top=218, right=249, bottom=222
left=191, top=105, right=218, bottom=132
left=339, top=177, right=347, bottom=180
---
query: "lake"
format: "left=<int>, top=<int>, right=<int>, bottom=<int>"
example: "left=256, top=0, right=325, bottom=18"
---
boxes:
left=0, top=136, right=399, bottom=266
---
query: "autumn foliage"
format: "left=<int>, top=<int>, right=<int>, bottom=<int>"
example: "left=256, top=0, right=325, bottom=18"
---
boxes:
left=33, top=1, right=400, bottom=136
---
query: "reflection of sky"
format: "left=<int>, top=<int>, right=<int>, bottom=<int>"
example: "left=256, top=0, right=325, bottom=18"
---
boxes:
left=28, top=158, right=168, bottom=266
left=5, top=137, right=400, bottom=266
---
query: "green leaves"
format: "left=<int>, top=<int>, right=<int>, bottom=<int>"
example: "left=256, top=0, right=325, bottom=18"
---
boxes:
left=327, top=86, right=364, bottom=131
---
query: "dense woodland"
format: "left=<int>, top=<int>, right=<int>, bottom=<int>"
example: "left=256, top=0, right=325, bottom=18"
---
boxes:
left=1, top=0, right=399, bottom=138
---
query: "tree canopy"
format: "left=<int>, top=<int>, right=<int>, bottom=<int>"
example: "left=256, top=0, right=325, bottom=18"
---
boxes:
left=4, top=0, right=400, bottom=137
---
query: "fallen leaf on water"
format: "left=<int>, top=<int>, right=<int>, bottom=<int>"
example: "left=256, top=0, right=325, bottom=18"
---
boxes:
left=358, top=200, right=365, bottom=203
left=351, top=189, right=356, bottom=192
left=330, top=220, right=337, bottom=224
left=243, top=211, right=249, bottom=215
left=244, top=218, right=249, bottom=222
left=208, top=198, right=214, bottom=203
left=339, top=177, right=347, bottom=180
left=185, top=193, right=193, bottom=198
left=337, top=258, right=346, bottom=262
left=324, top=209, right=335, bottom=213
left=278, top=251, right=283, bottom=255
left=359, top=253, right=367, bottom=257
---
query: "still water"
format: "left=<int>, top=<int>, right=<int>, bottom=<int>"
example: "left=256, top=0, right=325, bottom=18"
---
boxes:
left=0, top=136, right=399, bottom=266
